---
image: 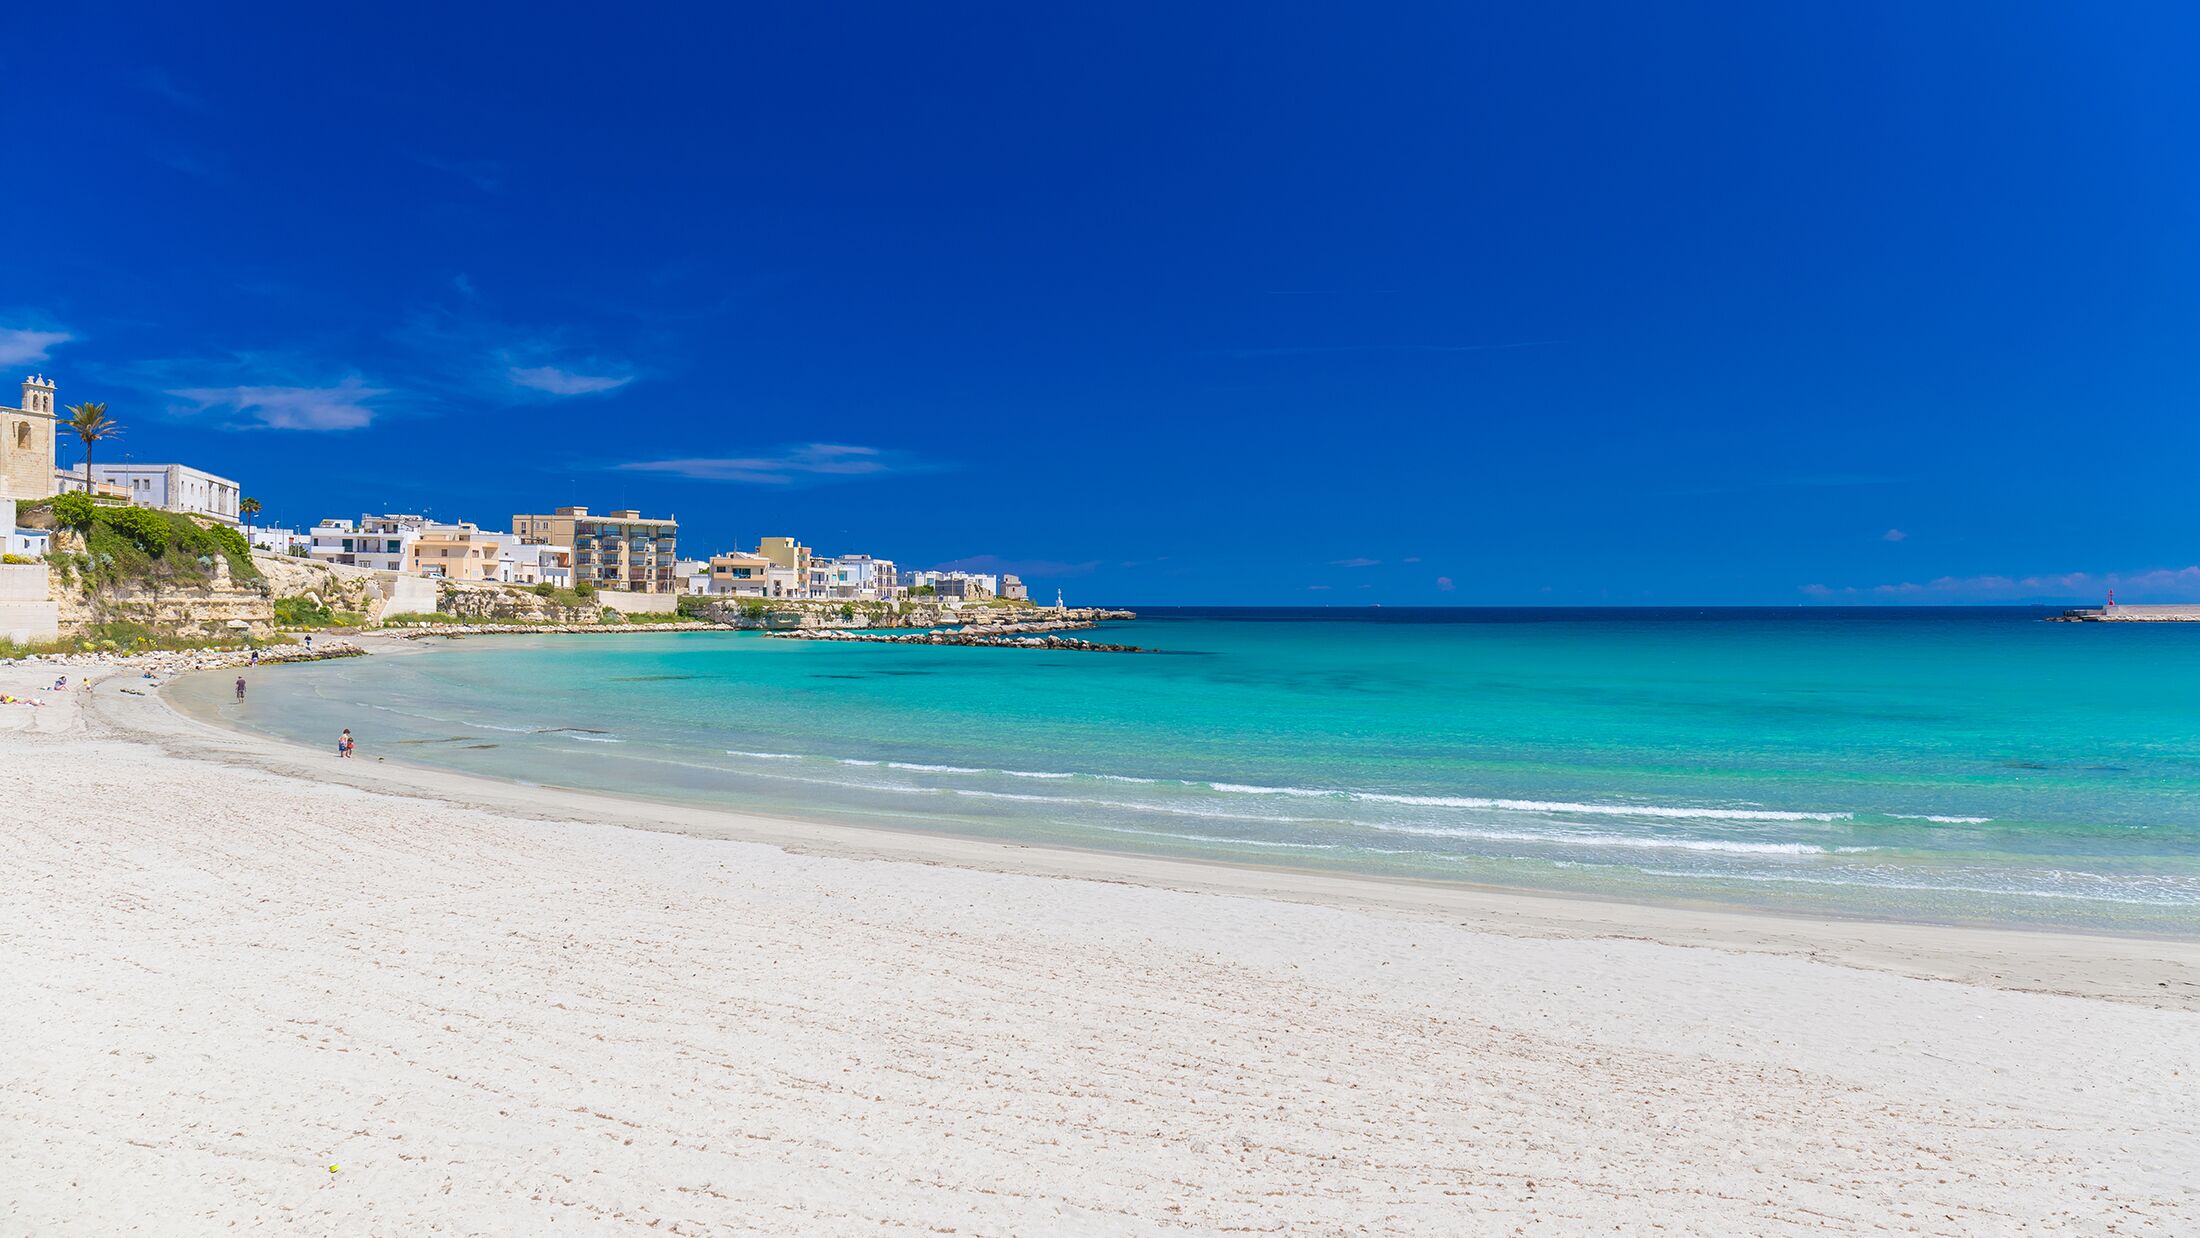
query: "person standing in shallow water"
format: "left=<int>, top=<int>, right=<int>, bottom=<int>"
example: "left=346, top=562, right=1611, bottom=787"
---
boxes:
left=234, top=677, right=247, bottom=701
left=338, top=729, right=354, bottom=758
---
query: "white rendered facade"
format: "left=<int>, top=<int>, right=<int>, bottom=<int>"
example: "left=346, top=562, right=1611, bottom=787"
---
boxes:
left=73, top=462, right=242, bottom=524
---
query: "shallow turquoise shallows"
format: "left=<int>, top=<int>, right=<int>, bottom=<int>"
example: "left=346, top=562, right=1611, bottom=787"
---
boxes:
left=174, top=608, right=2200, bottom=934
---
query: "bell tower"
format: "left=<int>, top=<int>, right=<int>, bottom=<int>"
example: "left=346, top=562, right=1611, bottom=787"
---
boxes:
left=22, top=374, right=55, bottom=416
left=3, top=374, right=60, bottom=499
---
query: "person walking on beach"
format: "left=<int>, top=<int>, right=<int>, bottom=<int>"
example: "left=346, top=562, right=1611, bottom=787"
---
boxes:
left=338, top=728, right=354, bottom=758
left=234, top=676, right=247, bottom=702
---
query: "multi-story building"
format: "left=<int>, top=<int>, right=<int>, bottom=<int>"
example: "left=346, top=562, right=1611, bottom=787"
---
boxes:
left=60, top=462, right=242, bottom=524
left=497, top=542, right=573, bottom=587
left=405, top=523, right=511, bottom=582
left=1, top=376, right=58, bottom=501
left=707, top=552, right=783, bottom=597
left=905, top=569, right=999, bottom=600
left=754, top=536, right=812, bottom=584
left=310, top=513, right=429, bottom=572
left=814, top=554, right=898, bottom=601
left=512, top=506, right=680, bottom=594
left=1000, top=574, right=1027, bottom=602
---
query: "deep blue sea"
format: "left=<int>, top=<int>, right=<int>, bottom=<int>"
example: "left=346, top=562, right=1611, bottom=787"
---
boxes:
left=176, top=608, right=2200, bottom=934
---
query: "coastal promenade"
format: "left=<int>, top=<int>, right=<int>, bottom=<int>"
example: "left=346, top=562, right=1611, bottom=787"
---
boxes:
left=0, top=651, right=2194, bottom=1232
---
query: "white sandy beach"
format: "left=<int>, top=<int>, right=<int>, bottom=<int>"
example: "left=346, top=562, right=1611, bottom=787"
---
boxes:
left=2, top=657, right=2197, bottom=1235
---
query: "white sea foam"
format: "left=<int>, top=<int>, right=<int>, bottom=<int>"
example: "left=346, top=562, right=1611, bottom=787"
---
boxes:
left=886, top=762, right=987, bottom=774
left=1084, top=823, right=1343, bottom=851
left=726, top=750, right=804, bottom=761
left=1886, top=813, right=1993, bottom=825
left=949, top=788, right=1325, bottom=824
left=561, top=733, right=623, bottom=743
left=1350, top=791, right=1848, bottom=822
left=1362, top=821, right=1830, bottom=856
left=1636, top=867, right=2200, bottom=907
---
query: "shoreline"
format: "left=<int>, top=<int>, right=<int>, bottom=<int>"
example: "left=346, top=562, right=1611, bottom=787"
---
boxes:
left=141, top=642, right=2200, bottom=1011
left=6, top=651, right=2198, bottom=1230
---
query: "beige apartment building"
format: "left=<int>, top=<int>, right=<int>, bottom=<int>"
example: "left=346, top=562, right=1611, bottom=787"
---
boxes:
left=405, top=523, right=506, bottom=583
left=512, top=506, right=680, bottom=593
left=755, top=536, right=812, bottom=579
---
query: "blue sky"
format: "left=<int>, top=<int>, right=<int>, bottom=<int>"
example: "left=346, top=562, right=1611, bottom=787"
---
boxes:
left=5, top=3, right=2198, bottom=604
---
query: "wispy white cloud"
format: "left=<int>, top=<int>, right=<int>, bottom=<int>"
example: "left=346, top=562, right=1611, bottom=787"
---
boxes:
left=393, top=310, right=638, bottom=403
left=1882, top=528, right=1908, bottom=542
left=142, top=69, right=210, bottom=112
left=1801, top=566, right=2200, bottom=604
left=1436, top=576, right=1456, bottom=592
left=414, top=154, right=506, bottom=193
left=617, top=443, right=935, bottom=486
left=151, top=144, right=226, bottom=182
left=509, top=365, right=630, bottom=396
left=167, top=376, right=387, bottom=431
left=1330, top=557, right=1381, bottom=568
left=0, top=327, right=74, bottom=367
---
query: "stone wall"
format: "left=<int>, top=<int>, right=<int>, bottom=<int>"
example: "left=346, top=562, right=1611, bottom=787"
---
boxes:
left=0, top=562, right=58, bottom=643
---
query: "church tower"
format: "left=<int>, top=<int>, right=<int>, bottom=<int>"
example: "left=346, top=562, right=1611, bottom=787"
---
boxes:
left=1, top=375, right=60, bottom=499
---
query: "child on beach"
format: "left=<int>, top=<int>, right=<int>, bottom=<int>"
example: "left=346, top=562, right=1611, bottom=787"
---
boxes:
left=338, top=729, right=354, bottom=758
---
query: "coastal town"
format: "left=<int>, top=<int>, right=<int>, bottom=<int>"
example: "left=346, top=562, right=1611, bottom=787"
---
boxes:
left=3, top=373, right=1089, bottom=653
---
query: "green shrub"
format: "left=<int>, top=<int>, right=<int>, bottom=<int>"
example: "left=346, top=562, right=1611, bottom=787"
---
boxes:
left=0, top=554, right=31, bottom=565
left=273, top=596, right=337, bottom=627
left=102, top=507, right=171, bottom=556
left=51, top=492, right=96, bottom=529
left=574, top=579, right=597, bottom=599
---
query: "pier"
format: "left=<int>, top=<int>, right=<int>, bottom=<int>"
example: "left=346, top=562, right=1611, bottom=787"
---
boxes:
left=2051, top=605, right=2200, bottom=622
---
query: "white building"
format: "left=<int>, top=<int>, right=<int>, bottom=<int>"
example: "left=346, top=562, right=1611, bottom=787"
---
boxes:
left=61, top=462, right=242, bottom=525
left=829, top=554, right=898, bottom=601
left=3, top=489, right=50, bottom=560
left=309, top=513, right=428, bottom=572
left=673, top=557, right=711, bottom=595
left=246, top=526, right=309, bottom=556
left=498, top=541, right=573, bottom=588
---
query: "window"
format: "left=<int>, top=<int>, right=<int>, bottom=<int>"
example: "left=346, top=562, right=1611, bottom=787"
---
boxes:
left=12, top=423, right=26, bottom=449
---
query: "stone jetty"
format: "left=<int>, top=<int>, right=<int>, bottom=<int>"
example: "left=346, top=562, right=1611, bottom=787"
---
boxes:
left=2050, top=605, right=2200, bottom=622
left=764, top=629, right=1150, bottom=653
left=2, top=640, right=367, bottom=675
left=389, top=621, right=729, bottom=639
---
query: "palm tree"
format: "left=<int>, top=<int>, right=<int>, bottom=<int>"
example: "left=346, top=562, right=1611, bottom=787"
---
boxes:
left=63, top=402, right=121, bottom=498
left=240, top=496, right=263, bottom=544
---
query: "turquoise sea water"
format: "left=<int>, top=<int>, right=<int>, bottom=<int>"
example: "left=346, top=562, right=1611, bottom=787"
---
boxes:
left=174, top=608, right=2200, bottom=934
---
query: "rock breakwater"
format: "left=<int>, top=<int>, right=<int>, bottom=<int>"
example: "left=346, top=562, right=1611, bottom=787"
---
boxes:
left=763, top=628, right=1149, bottom=653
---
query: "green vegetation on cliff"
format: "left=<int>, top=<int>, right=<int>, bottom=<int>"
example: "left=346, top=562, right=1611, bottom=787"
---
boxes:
left=38, top=493, right=260, bottom=589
